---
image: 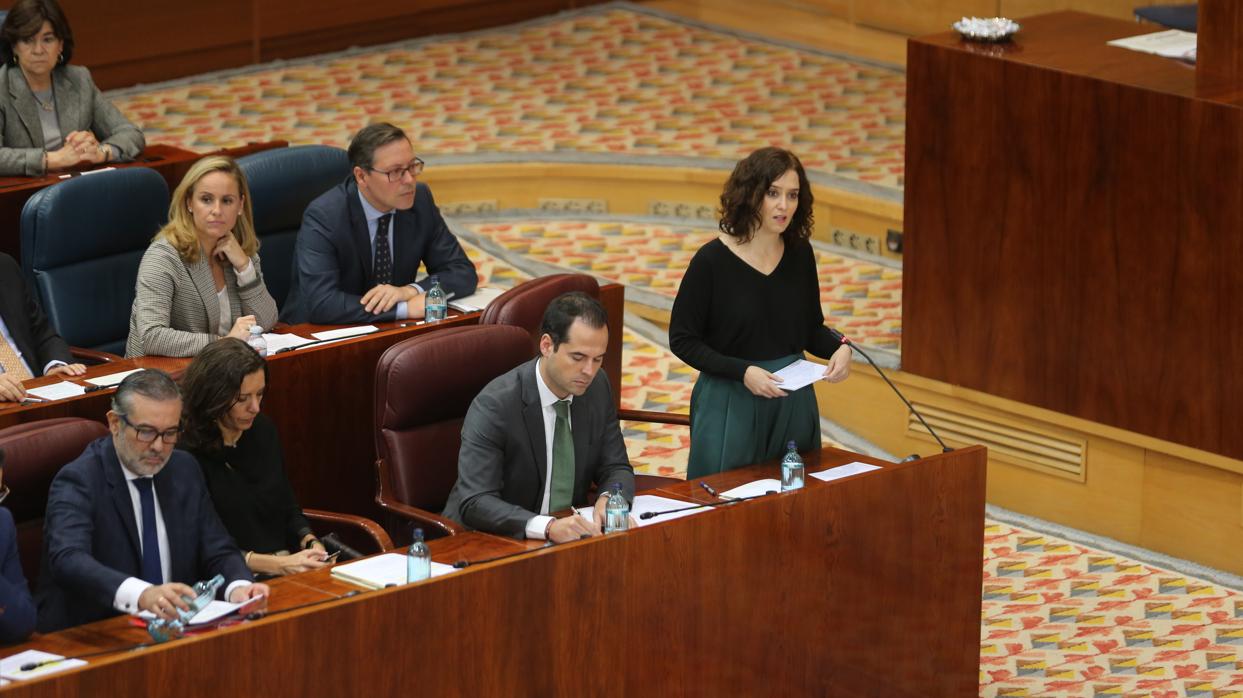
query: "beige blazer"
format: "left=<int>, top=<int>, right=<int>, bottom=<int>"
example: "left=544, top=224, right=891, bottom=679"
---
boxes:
left=125, top=238, right=279, bottom=358
left=0, top=63, right=145, bottom=177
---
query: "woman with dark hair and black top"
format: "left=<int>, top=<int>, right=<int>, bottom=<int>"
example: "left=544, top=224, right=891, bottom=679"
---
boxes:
left=669, top=147, right=852, bottom=478
left=0, top=0, right=144, bottom=176
left=180, top=338, right=329, bottom=577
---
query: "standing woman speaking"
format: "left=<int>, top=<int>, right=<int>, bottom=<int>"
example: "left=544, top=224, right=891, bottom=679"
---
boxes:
left=670, top=147, right=852, bottom=478
left=0, top=0, right=145, bottom=176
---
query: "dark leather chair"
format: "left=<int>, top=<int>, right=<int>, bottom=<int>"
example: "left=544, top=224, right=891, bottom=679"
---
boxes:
left=237, top=145, right=350, bottom=312
left=1134, top=4, right=1197, bottom=32
left=480, top=274, right=688, bottom=491
left=20, top=168, right=169, bottom=356
left=0, top=418, right=109, bottom=584
left=374, top=324, right=533, bottom=541
left=303, top=509, right=393, bottom=557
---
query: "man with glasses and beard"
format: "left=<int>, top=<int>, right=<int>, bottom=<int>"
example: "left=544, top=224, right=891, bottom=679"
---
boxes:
left=282, top=122, right=477, bottom=324
left=35, top=370, right=268, bottom=632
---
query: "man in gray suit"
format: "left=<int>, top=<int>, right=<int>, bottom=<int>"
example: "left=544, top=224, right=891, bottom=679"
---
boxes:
left=443, top=292, right=634, bottom=543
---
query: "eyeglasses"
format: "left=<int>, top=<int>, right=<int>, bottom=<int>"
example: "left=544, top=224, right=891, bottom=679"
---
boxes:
left=368, top=158, right=424, bottom=183
left=0, top=484, right=8, bottom=505
left=118, top=413, right=181, bottom=444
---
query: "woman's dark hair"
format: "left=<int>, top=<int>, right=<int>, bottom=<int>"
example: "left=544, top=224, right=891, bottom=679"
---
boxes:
left=179, top=338, right=267, bottom=453
left=0, top=0, right=75, bottom=66
left=718, top=147, right=814, bottom=244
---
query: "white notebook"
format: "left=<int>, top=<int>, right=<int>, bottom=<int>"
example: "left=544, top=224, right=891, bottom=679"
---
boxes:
left=330, top=553, right=457, bottom=590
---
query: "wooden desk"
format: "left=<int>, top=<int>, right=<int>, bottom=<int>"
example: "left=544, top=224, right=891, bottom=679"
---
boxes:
left=0, top=141, right=287, bottom=261
left=903, top=12, right=1243, bottom=460
left=0, top=283, right=626, bottom=522
left=0, top=445, right=986, bottom=696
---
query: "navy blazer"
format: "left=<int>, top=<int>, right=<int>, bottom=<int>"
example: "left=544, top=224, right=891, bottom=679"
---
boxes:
left=282, top=177, right=477, bottom=324
left=0, top=252, right=72, bottom=376
left=0, top=507, right=35, bottom=644
left=35, top=437, right=251, bottom=633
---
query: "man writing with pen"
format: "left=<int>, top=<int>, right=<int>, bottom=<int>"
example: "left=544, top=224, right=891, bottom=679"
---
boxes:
left=442, top=292, right=635, bottom=542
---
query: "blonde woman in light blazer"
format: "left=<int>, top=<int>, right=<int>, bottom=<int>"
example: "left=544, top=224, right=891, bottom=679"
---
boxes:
left=126, top=156, right=278, bottom=358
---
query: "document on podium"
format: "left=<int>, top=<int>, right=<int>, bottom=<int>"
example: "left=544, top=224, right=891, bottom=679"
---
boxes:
left=26, top=382, right=87, bottom=401
left=720, top=479, right=783, bottom=499
left=311, top=325, right=379, bottom=341
left=85, top=368, right=144, bottom=387
left=772, top=359, right=827, bottom=392
left=263, top=333, right=315, bottom=353
left=0, top=650, right=86, bottom=681
left=448, top=287, right=505, bottom=313
left=811, top=461, right=881, bottom=482
left=330, top=553, right=457, bottom=590
left=575, top=494, right=712, bottom=527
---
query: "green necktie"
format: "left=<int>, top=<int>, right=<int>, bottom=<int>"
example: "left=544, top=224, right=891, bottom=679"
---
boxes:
left=549, top=399, right=575, bottom=512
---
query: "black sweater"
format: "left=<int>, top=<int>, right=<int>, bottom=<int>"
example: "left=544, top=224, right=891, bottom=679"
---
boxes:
left=186, top=413, right=313, bottom=554
left=669, top=237, right=842, bottom=382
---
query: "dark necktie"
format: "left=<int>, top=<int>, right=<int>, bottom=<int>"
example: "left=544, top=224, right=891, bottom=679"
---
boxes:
left=132, top=478, right=163, bottom=585
left=374, top=213, right=393, bottom=286
left=549, top=400, right=575, bottom=512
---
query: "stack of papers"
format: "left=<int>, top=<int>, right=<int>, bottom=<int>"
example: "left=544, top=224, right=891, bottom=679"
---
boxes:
left=448, top=287, right=505, bottom=313
left=1107, top=30, right=1196, bottom=61
left=772, top=359, right=827, bottom=392
left=575, top=494, right=712, bottom=527
left=26, top=382, right=87, bottom=401
left=135, top=599, right=240, bottom=625
left=262, top=333, right=315, bottom=353
left=330, top=553, right=457, bottom=589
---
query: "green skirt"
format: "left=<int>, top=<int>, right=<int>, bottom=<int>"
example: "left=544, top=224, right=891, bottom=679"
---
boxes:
left=686, top=354, right=822, bottom=480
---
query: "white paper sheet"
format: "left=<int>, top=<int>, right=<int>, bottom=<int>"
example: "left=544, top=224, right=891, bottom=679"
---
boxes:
left=0, top=650, right=87, bottom=681
left=85, top=368, right=144, bottom=387
left=772, top=359, right=826, bottom=392
left=311, top=325, right=379, bottom=341
left=262, top=333, right=315, bottom=353
left=136, top=599, right=240, bottom=625
left=811, top=461, right=882, bottom=482
left=26, top=382, right=87, bottom=401
left=720, top=479, right=783, bottom=499
left=330, top=553, right=457, bottom=590
left=1107, top=30, right=1196, bottom=60
left=448, top=287, right=505, bottom=313
left=575, top=494, right=712, bottom=528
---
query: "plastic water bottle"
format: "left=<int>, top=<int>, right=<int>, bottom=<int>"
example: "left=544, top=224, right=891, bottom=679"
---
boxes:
left=780, top=441, right=805, bottom=492
left=406, top=527, right=431, bottom=583
left=246, top=325, right=268, bottom=357
left=424, top=275, right=447, bottom=322
left=604, top=483, right=629, bottom=533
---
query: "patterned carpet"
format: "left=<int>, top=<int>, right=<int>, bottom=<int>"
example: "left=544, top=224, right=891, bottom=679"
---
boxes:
left=111, top=3, right=905, bottom=193
left=106, top=4, right=1243, bottom=695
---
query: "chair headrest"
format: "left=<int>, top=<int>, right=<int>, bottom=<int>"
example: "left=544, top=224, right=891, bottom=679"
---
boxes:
left=0, top=418, right=108, bottom=523
left=238, top=145, right=350, bottom=234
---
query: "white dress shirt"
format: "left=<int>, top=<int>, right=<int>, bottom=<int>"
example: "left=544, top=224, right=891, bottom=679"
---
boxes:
left=112, top=457, right=251, bottom=614
left=524, top=359, right=573, bottom=540
left=357, top=190, right=421, bottom=320
left=0, top=314, right=66, bottom=376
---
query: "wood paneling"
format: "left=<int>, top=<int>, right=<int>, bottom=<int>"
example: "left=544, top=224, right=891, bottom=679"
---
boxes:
left=903, top=11, right=1243, bottom=462
left=1198, top=0, right=1243, bottom=87
left=1, top=446, right=986, bottom=696
left=856, top=0, right=997, bottom=37
left=58, top=0, right=608, bottom=90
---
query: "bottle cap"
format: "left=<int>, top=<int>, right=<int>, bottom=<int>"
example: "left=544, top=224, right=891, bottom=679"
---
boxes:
left=787, top=441, right=797, bottom=450
left=250, top=326, right=263, bottom=335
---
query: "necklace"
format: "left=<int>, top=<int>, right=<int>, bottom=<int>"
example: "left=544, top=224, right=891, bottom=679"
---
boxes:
left=35, top=95, right=53, bottom=112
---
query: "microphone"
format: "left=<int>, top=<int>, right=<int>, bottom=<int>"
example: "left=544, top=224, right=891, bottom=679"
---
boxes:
left=452, top=541, right=554, bottom=570
left=638, top=490, right=776, bottom=521
left=830, top=329, right=953, bottom=457
left=320, top=533, right=364, bottom=562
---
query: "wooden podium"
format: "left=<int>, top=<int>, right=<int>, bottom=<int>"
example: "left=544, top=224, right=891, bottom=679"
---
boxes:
left=903, top=10, right=1243, bottom=462
left=1, top=446, right=986, bottom=696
